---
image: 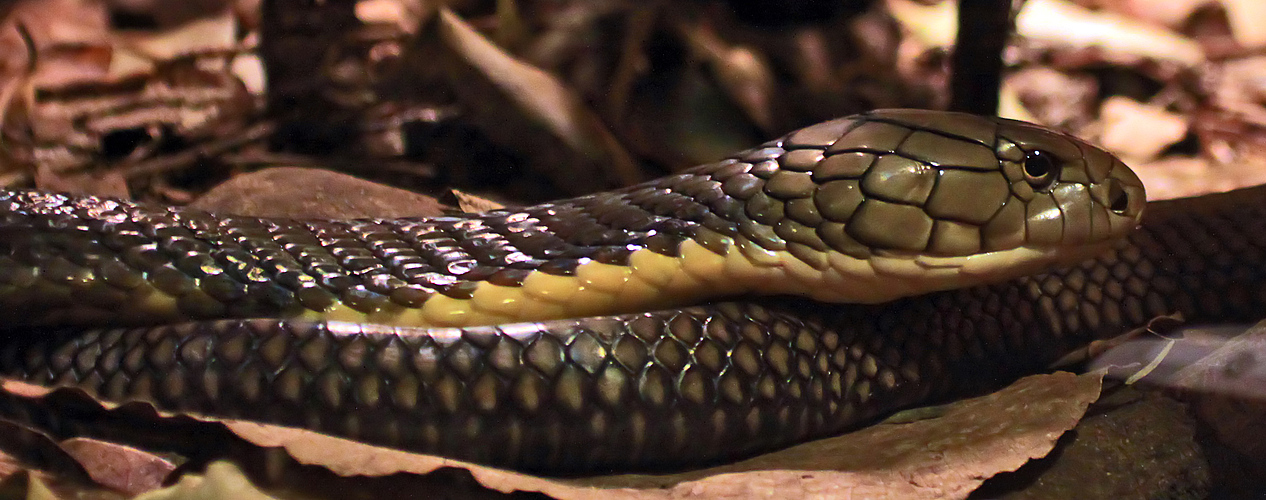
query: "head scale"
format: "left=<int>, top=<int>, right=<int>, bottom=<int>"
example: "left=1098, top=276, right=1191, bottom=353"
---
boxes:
left=704, top=108, right=1145, bottom=301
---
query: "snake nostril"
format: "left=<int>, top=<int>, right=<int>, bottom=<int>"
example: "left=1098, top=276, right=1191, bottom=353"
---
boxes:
left=1108, top=181, right=1130, bottom=214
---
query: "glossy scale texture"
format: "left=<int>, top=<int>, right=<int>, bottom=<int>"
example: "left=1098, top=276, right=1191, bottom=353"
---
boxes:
left=0, top=110, right=1161, bottom=473
left=0, top=110, right=1143, bottom=331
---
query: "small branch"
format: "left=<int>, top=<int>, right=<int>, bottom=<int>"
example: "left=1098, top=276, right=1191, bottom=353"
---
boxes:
left=949, top=0, right=1013, bottom=115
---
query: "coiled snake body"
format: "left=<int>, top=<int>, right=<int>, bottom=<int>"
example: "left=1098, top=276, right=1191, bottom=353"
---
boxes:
left=0, top=109, right=1191, bottom=473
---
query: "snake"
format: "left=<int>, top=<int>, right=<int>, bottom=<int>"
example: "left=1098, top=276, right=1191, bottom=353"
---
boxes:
left=0, top=109, right=1159, bottom=473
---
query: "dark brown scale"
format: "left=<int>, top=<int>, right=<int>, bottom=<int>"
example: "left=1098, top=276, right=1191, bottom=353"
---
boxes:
left=590, top=246, right=634, bottom=266
left=365, top=273, right=407, bottom=295
left=315, top=270, right=358, bottom=291
left=698, top=212, right=740, bottom=238
left=342, top=287, right=389, bottom=314
left=738, top=145, right=785, bottom=164
left=216, top=249, right=268, bottom=283
left=439, top=281, right=480, bottom=299
left=738, top=219, right=787, bottom=251
left=486, top=268, right=531, bottom=287
left=709, top=160, right=750, bottom=180
left=388, top=285, right=433, bottom=307
left=200, top=274, right=248, bottom=302
left=748, top=159, right=779, bottom=178
left=150, top=266, right=195, bottom=296
left=294, top=285, right=337, bottom=311
left=643, top=233, right=684, bottom=257
left=177, top=290, right=227, bottom=318
left=458, top=265, right=499, bottom=282
left=743, top=192, right=784, bottom=225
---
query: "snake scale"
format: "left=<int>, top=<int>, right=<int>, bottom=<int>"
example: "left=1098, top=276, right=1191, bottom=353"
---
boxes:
left=1, top=108, right=1233, bottom=474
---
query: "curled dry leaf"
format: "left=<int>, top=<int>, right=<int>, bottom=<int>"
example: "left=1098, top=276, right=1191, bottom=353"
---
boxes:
left=59, top=438, right=175, bottom=497
left=0, top=420, right=94, bottom=486
left=1134, top=156, right=1219, bottom=200
left=1004, top=68, right=1097, bottom=129
left=189, top=167, right=448, bottom=219
left=450, top=188, right=507, bottom=213
left=1096, top=96, right=1189, bottom=161
left=678, top=22, right=777, bottom=133
left=1089, top=0, right=1211, bottom=30
left=1016, top=0, right=1205, bottom=67
left=1209, top=56, right=1266, bottom=123
left=32, top=163, right=130, bottom=198
left=884, top=0, right=957, bottom=49
left=1165, top=322, right=1266, bottom=463
left=5, top=0, right=112, bottom=88
left=114, top=10, right=238, bottom=66
left=1135, top=144, right=1266, bottom=200
left=421, top=8, right=641, bottom=195
left=1223, top=0, right=1266, bottom=49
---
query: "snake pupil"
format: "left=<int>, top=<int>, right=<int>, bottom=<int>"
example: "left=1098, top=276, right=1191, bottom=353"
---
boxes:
left=1023, top=150, right=1057, bottom=190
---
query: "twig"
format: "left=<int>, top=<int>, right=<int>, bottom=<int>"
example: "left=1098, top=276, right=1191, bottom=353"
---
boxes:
left=119, top=120, right=275, bottom=179
left=949, top=0, right=1013, bottom=115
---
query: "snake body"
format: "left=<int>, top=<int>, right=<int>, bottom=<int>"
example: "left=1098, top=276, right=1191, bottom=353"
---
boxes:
left=0, top=110, right=1155, bottom=473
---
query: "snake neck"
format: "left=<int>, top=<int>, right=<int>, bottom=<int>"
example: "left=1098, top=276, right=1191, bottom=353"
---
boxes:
left=812, top=184, right=1266, bottom=405
left=0, top=176, right=1102, bottom=329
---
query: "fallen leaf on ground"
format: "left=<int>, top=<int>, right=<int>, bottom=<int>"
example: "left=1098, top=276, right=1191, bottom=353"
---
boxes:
left=1097, top=96, right=1189, bottom=161
left=1017, top=0, right=1205, bottom=66
left=1223, top=0, right=1266, bottom=49
left=417, top=8, right=641, bottom=195
left=450, top=188, right=507, bottom=213
left=59, top=439, right=175, bottom=496
left=190, top=167, right=447, bottom=218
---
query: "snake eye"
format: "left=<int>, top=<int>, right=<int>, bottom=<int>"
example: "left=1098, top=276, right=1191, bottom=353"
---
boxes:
left=1022, top=149, right=1058, bottom=190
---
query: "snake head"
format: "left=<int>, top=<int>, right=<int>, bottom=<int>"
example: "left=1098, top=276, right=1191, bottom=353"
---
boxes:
left=702, top=108, right=1146, bottom=302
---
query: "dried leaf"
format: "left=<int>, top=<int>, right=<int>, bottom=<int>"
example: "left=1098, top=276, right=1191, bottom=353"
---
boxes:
left=885, top=0, right=957, bottom=49
left=0, top=420, right=94, bottom=485
left=1089, top=0, right=1210, bottom=29
left=450, top=189, right=506, bottom=213
left=59, top=439, right=175, bottom=496
left=32, top=165, right=129, bottom=198
left=115, top=11, right=238, bottom=66
left=423, top=8, right=641, bottom=194
left=6, top=0, right=112, bottom=87
left=189, top=167, right=447, bottom=219
left=679, top=23, right=777, bottom=132
left=1088, top=322, right=1266, bottom=473
left=1223, top=0, right=1266, bottom=49
left=1017, top=0, right=1205, bottom=66
left=1097, top=96, right=1189, bottom=161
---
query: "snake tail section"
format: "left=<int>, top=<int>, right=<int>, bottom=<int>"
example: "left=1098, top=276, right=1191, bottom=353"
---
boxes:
left=0, top=110, right=1142, bottom=331
left=0, top=186, right=1261, bottom=473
